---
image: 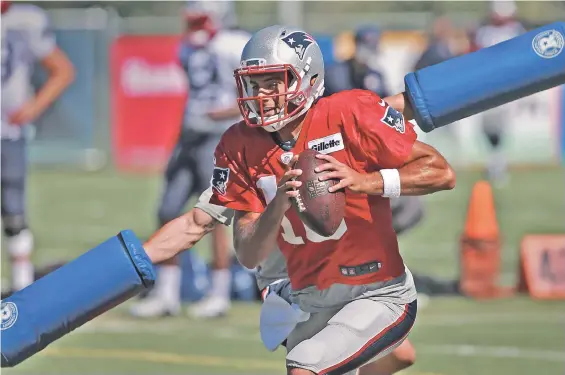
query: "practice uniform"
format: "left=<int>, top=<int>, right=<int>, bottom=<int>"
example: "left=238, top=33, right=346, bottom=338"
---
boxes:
left=1, top=4, right=55, bottom=237
left=157, top=29, right=249, bottom=225
left=211, top=89, right=418, bottom=374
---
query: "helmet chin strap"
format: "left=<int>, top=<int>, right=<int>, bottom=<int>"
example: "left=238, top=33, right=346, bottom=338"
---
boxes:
left=263, top=118, right=290, bottom=133
left=270, top=129, right=301, bottom=151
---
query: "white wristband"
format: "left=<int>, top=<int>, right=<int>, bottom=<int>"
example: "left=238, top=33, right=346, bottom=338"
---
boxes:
left=379, top=169, right=401, bottom=198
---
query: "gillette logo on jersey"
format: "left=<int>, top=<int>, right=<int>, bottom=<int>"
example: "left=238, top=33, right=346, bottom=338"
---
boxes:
left=308, top=133, right=345, bottom=154
left=281, top=31, right=315, bottom=60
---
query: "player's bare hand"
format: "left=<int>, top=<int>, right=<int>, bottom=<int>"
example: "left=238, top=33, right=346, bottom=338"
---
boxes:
left=275, top=156, right=302, bottom=207
left=9, top=100, right=42, bottom=126
left=315, top=154, right=370, bottom=194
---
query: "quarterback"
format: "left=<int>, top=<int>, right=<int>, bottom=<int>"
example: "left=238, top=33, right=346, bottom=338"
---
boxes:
left=209, top=25, right=455, bottom=375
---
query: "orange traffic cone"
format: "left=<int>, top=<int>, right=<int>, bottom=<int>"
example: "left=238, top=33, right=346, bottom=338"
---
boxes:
left=459, top=181, right=510, bottom=298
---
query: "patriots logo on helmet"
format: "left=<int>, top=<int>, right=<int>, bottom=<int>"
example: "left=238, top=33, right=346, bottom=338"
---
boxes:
left=380, top=106, right=405, bottom=134
left=211, top=167, right=230, bottom=195
left=281, top=31, right=315, bottom=60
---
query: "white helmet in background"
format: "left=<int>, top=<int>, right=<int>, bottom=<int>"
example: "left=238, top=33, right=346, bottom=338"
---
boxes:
left=183, top=0, right=236, bottom=47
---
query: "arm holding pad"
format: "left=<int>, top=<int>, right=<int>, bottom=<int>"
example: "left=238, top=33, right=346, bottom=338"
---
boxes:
left=405, top=22, right=565, bottom=132
left=1, top=230, right=155, bottom=367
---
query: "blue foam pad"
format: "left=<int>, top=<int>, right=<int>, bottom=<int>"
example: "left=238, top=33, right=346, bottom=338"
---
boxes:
left=1, top=230, right=155, bottom=367
left=405, top=22, right=565, bottom=132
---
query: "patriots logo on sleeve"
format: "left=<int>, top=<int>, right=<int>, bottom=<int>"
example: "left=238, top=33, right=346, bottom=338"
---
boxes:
left=281, top=31, right=315, bottom=60
left=380, top=105, right=406, bottom=134
left=211, top=167, right=230, bottom=195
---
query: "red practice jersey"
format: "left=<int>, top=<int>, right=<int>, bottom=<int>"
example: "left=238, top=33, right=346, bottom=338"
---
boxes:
left=211, top=90, right=417, bottom=290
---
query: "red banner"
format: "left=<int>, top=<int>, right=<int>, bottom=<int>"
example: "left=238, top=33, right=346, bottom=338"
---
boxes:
left=111, top=35, right=188, bottom=172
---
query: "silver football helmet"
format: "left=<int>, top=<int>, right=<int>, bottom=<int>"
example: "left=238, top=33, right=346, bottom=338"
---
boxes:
left=234, top=25, right=325, bottom=132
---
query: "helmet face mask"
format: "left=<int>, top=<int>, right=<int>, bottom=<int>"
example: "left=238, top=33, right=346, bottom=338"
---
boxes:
left=235, top=25, right=325, bottom=133
left=235, top=63, right=310, bottom=132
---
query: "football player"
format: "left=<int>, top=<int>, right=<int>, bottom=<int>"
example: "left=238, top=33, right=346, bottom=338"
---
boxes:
left=470, top=0, right=526, bottom=186
left=1, top=1, right=74, bottom=293
left=130, top=0, right=249, bottom=319
left=209, top=25, right=455, bottom=374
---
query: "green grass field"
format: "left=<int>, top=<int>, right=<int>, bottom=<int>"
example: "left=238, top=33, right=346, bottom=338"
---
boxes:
left=2, top=166, right=565, bottom=375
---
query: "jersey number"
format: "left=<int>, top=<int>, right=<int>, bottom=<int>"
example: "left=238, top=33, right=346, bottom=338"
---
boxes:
left=257, top=175, right=347, bottom=245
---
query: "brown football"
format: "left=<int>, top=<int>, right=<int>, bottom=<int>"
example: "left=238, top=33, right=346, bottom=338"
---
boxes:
left=292, top=149, right=346, bottom=237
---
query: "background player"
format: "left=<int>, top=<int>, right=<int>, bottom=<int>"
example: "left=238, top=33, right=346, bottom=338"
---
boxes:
left=414, top=15, right=460, bottom=71
left=129, top=0, right=249, bottom=319
left=324, top=25, right=391, bottom=98
left=470, top=0, right=526, bottom=186
left=210, top=25, right=455, bottom=374
left=1, top=1, right=74, bottom=294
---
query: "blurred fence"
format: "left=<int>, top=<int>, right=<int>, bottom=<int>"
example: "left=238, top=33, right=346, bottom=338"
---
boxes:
left=29, top=5, right=565, bottom=170
left=30, top=8, right=117, bottom=170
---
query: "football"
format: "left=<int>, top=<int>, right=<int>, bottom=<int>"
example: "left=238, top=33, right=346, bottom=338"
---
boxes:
left=292, top=149, right=345, bottom=237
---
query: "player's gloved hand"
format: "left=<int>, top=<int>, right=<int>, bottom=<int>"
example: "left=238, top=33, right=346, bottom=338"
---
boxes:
left=274, top=155, right=302, bottom=211
left=315, top=153, right=371, bottom=194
